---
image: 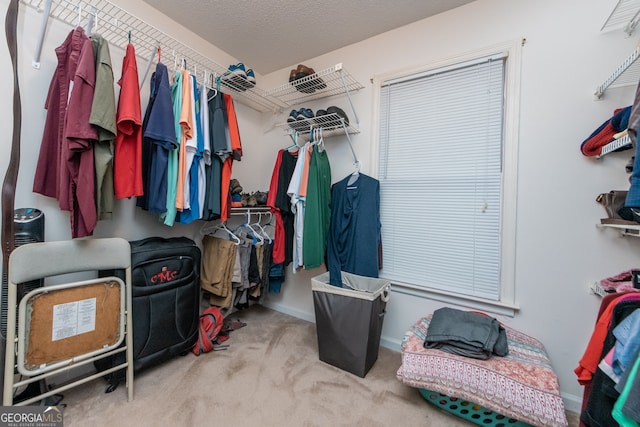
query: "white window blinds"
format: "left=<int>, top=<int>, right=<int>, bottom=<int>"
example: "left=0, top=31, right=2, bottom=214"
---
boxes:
left=378, top=54, right=506, bottom=301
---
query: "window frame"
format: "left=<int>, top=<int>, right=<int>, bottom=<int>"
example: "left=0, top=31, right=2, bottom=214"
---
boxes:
left=370, top=40, right=522, bottom=316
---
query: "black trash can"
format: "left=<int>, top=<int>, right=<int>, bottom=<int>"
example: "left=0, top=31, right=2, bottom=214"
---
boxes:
left=311, top=271, right=391, bottom=377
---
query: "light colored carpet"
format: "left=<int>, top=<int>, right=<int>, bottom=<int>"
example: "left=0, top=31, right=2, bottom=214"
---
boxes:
left=55, top=305, right=579, bottom=427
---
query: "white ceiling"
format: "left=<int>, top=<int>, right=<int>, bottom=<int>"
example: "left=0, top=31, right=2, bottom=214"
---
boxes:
left=141, top=0, right=476, bottom=74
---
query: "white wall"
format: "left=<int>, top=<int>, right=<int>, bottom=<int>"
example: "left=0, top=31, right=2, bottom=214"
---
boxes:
left=1, top=0, right=638, bottom=413
left=255, top=0, right=640, bottom=411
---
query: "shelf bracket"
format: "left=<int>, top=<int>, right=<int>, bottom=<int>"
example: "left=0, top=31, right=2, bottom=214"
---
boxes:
left=337, top=65, right=360, bottom=128
left=340, top=118, right=359, bottom=166
left=624, top=8, right=640, bottom=36
left=32, top=0, right=53, bottom=69
left=594, top=46, right=640, bottom=99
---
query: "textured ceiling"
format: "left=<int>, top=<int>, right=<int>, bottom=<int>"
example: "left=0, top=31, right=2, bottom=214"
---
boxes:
left=141, top=0, right=476, bottom=74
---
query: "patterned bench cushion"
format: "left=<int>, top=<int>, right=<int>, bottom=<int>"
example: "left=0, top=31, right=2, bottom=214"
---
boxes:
left=396, top=315, right=568, bottom=427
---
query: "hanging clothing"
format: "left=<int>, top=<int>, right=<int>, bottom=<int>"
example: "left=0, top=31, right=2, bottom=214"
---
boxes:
left=219, top=94, right=243, bottom=222
left=576, top=292, right=640, bottom=427
left=224, top=93, right=243, bottom=161
left=162, top=70, right=183, bottom=226
left=203, top=155, right=223, bottom=221
left=202, top=89, right=223, bottom=220
left=137, top=62, right=177, bottom=214
left=267, top=149, right=286, bottom=264
left=287, top=143, right=310, bottom=270
left=65, top=35, right=97, bottom=238
left=89, top=33, right=116, bottom=221
left=176, top=69, right=193, bottom=211
left=182, top=74, right=199, bottom=212
left=326, top=173, right=381, bottom=286
left=626, top=80, right=640, bottom=207
left=179, top=75, right=204, bottom=224
left=114, top=43, right=143, bottom=199
left=201, top=235, right=237, bottom=309
left=198, top=83, right=209, bottom=219
left=581, top=299, right=640, bottom=427
left=576, top=293, right=640, bottom=385
left=33, top=27, right=86, bottom=204
left=209, top=90, right=229, bottom=158
left=613, top=347, right=640, bottom=425
left=255, top=242, right=272, bottom=302
left=303, top=144, right=331, bottom=270
left=274, top=150, right=298, bottom=266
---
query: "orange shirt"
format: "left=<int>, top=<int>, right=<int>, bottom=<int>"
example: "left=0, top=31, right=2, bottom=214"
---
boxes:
left=298, top=143, right=313, bottom=199
left=114, top=43, right=143, bottom=198
left=224, top=94, right=242, bottom=159
left=220, top=94, right=243, bottom=221
left=176, top=70, right=192, bottom=211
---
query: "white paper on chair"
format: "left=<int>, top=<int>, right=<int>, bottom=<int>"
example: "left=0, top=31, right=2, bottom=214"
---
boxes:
left=51, top=298, right=97, bottom=341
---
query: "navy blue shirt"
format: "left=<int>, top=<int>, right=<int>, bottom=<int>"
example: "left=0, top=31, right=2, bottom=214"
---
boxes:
left=138, top=62, right=177, bottom=213
left=327, top=173, right=381, bottom=286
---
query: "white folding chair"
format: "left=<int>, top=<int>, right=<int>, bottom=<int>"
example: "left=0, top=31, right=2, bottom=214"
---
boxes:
left=3, top=238, right=134, bottom=405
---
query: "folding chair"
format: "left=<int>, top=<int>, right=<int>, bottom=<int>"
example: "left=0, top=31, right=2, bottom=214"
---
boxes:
left=3, top=238, right=134, bottom=405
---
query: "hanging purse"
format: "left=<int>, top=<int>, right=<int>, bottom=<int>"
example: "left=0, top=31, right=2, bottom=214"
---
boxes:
left=596, top=190, right=629, bottom=219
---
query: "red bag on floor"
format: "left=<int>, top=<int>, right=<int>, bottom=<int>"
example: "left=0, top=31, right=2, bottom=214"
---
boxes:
left=192, top=307, right=225, bottom=355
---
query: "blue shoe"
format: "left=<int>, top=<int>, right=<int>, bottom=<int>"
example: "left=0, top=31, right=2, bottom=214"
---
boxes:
left=228, top=63, right=247, bottom=77
left=223, top=63, right=248, bottom=92
left=245, top=69, right=256, bottom=87
left=296, top=108, right=314, bottom=120
left=287, top=110, right=298, bottom=123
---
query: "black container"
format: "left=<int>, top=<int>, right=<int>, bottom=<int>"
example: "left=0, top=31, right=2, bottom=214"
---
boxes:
left=311, top=272, right=390, bottom=378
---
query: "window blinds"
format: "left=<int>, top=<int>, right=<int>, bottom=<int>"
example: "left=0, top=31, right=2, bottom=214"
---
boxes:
left=378, top=54, right=506, bottom=300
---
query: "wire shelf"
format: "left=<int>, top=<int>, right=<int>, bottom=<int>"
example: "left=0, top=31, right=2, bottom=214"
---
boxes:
left=278, top=113, right=360, bottom=142
left=598, top=218, right=640, bottom=236
left=594, top=46, right=640, bottom=98
left=597, top=134, right=633, bottom=157
left=265, top=63, right=364, bottom=106
left=21, top=0, right=286, bottom=112
left=602, top=0, right=640, bottom=35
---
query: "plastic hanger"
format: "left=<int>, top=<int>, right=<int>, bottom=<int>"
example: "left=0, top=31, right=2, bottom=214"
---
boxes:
left=285, top=130, right=300, bottom=152
left=199, top=221, right=241, bottom=245
left=234, top=212, right=264, bottom=246
left=317, top=127, right=326, bottom=151
left=207, top=72, right=218, bottom=100
left=347, top=160, right=360, bottom=186
left=252, top=212, right=272, bottom=244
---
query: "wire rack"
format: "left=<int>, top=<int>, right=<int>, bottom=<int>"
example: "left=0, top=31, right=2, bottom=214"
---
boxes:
left=597, top=134, right=632, bottom=158
left=602, top=0, right=640, bottom=35
left=20, top=0, right=286, bottom=112
left=278, top=113, right=360, bottom=142
left=265, top=63, right=364, bottom=105
left=594, top=45, right=640, bottom=98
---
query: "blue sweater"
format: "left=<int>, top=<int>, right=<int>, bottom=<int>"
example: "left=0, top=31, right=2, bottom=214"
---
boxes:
left=327, top=173, right=381, bottom=286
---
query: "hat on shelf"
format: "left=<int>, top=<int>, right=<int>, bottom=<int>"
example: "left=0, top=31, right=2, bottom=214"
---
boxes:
left=581, top=106, right=632, bottom=157
left=599, top=269, right=640, bottom=293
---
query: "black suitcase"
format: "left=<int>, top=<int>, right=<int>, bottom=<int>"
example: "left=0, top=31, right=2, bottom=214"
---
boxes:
left=98, top=236, right=201, bottom=390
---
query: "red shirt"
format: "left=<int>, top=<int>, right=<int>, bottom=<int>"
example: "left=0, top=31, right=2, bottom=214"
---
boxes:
left=33, top=27, right=86, bottom=204
left=114, top=43, right=143, bottom=198
left=575, top=292, right=640, bottom=384
left=65, top=37, right=98, bottom=237
left=267, top=150, right=285, bottom=264
left=219, top=95, right=243, bottom=221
